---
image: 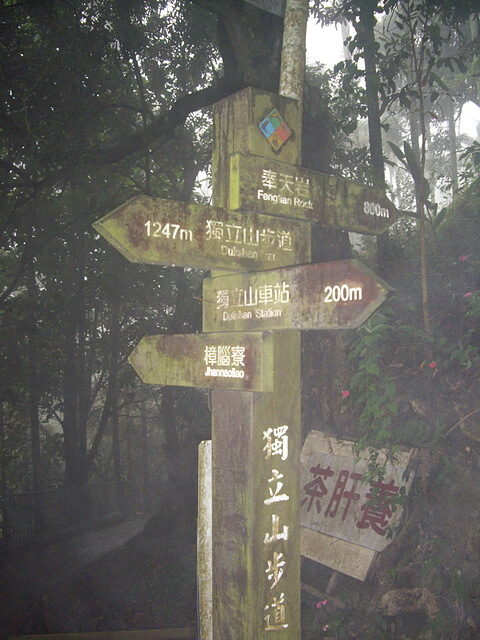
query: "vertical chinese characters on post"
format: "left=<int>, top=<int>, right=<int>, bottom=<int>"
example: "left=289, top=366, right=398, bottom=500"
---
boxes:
left=262, top=425, right=290, bottom=632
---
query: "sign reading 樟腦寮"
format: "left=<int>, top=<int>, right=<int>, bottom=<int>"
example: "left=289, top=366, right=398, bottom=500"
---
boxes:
left=128, top=332, right=274, bottom=392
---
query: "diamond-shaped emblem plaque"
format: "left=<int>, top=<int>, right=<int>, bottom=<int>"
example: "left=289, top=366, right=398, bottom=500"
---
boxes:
left=259, top=108, right=292, bottom=151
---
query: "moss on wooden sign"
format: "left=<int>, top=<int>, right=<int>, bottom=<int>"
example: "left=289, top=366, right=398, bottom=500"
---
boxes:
left=128, top=332, right=274, bottom=392
left=93, top=196, right=311, bottom=271
left=229, top=153, right=399, bottom=235
left=212, top=87, right=301, bottom=209
left=211, top=332, right=301, bottom=639
left=203, top=259, right=392, bottom=333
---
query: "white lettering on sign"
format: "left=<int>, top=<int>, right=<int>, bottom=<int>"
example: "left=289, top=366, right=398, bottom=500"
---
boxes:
left=204, top=367, right=245, bottom=379
left=262, top=425, right=291, bottom=631
left=264, top=469, right=290, bottom=505
left=264, top=514, right=289, bottom=544
left=217, top=282, right=289, bottom=324
left=263, top=425, right=289, bottom=461
left=203, top=345, right=246, bottom=379
left=258, top=170, right=314, bottom=211
left=363, top=201, right=390, bottom=218
left=216, top=283, right=290, bottom=310
left=145, top=221, right=193, bottom=241
left=266, top=551, right=285, bottom=589
left=205, top=220, right=293, bottom=252
left=264, top=594, right=289, bottom=631
left=324, top=284, right=363, bottom=303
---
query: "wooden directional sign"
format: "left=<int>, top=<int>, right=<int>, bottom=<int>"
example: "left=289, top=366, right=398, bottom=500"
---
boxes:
left=128, top=332, right=274, bottom=392
left=203, top=259, right=392, bottom=332
left=93, top=196, right=310, bottom=272
left=228, top=153, right=398, bottom=235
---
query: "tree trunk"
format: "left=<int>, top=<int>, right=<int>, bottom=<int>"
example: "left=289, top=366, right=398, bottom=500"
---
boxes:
left=140, top=400, right=151, bottom=511
left=355, top=0, right=392, bottom=278
left=87, top=284, right=121, bottom=473
left=447, top=98, right=459, bottom=196
left=111, top=394, right=123, bottom=510
left=25, top=260, right=42, bottom=495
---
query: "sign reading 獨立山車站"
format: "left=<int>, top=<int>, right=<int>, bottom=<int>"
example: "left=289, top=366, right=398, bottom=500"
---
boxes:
left=93, top=196, right=310, bottom=272
left=128, top=332, right=274, bottom=392
left=228, top=153, right=398, bottom=235
left=203, top=259, right=392, bottom=333
left=300, top=431, right=415, bottom=581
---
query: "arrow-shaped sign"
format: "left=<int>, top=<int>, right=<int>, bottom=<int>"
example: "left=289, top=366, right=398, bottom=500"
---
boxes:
left=93, top=196, right=311, bottom=272
left=128, top=331, right=273, bottom=392
left=203, top=259, right=392, bottom=332
left=228, top=153, right=398, bottom=235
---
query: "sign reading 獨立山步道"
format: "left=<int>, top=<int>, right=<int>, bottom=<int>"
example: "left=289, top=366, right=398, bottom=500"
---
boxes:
left=203, top=259, right=392, bottom=333
left=129, top=332, right=274, bottom=392
left=229, top=153, right=398, bottom=235
left=93, top=196, right=310, bottom=272
left=211, top=331, right=301, bottom=640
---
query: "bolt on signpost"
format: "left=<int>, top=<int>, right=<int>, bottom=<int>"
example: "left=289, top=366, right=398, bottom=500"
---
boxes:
left=93, top=1, right=399, bottom=638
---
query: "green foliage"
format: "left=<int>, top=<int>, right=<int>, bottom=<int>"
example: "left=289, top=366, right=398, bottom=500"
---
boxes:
left=347, top=308, right=399, bottom=449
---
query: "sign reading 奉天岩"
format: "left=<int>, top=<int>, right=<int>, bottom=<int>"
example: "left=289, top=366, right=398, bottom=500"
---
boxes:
left=93, top=196, right=311, bottom=272
left=228, top=153, right=398, bottom=235
left=203, top=259, right=392, bottom=333
left=128, top=331, right=274, bottom=392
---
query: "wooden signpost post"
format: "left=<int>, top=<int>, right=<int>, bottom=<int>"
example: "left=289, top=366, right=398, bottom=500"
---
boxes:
left=94, top=2, right=400, bottom=638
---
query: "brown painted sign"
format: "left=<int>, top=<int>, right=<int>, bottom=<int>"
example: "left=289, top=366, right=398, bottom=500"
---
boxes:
left=93, top=196, right=311, bottom=272
left=128, top=332, right=274, bottom=392
left=203, top=259, right=392, bottom=332
left=229, top=153, right=398, bottom=235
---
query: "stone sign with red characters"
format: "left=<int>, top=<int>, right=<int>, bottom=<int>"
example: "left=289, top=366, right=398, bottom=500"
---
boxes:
left=300, top=431, right=415, bottom=580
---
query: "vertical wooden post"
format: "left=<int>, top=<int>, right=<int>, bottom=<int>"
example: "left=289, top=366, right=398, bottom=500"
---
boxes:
left=279, top=0, right=308, bottom=106
left=211, top=331, right=301, bottom=639
left=198, top=441, right=213, bottom=640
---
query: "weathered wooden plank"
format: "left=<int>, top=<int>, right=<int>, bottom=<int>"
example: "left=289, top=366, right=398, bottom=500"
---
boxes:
left=198, top=441, right=213, bottom=640
left=211, top=331, right=301, bottom=640
left=128, top=332, right=274, bottom=392
left=300, top=431, right=415, bottom=553
left=203, top=260, right=392, bottom=333
left=212, top=87, right=301, bottom=209
left=93, top=196, right=311, bottom=272
left=229, top=153, right=398, bottom=234
left=300, top=527, right=376, bottom=582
